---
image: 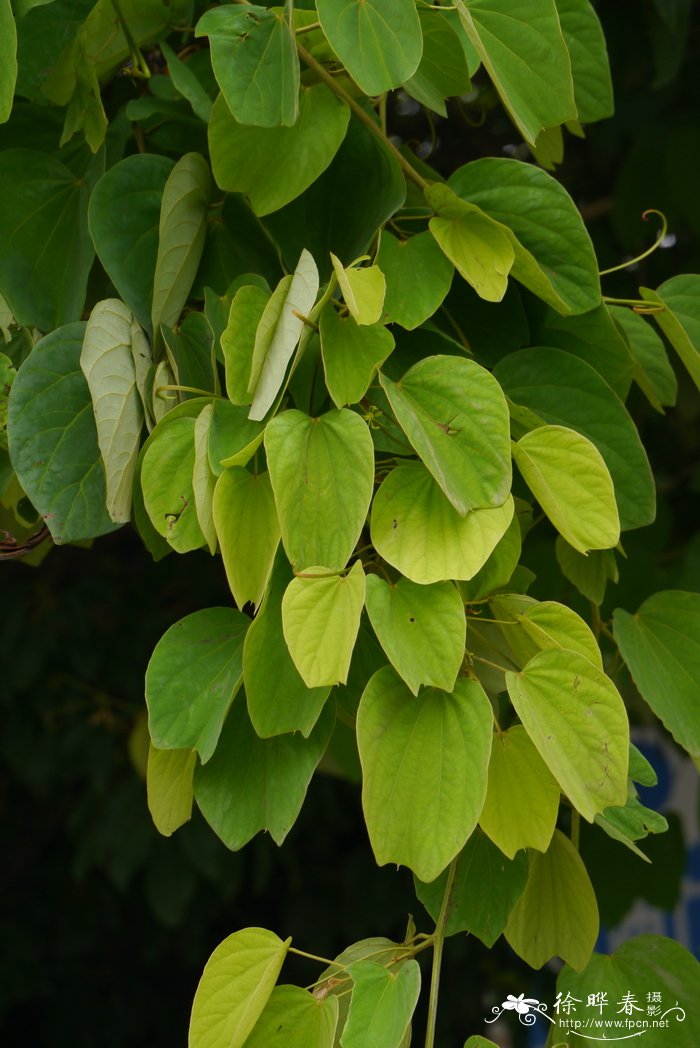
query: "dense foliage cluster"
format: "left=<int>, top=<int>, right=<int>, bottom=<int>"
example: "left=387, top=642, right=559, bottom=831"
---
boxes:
left=2, top=1, right=700, bottom=1046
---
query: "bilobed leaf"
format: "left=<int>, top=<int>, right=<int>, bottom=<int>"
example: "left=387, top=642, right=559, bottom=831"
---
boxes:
left=80, top=299, right=143, bottom=524
left=403, top=8, right=471, bottom=116
left=448, top=158, right=601, bottom=315
left=505, top=648, right=629, bottom=821
left=244, top=986, right=339, bottom=1048
left=380, top=355, right=512, bottom=514
left=146, top=745, right=196, bottom=837
left=213, top=467, right=280, bottom=609
left=146, top=607, right=249, bottom=762
left=611, top=305, right=677, bottom=411
left=222, top=284, right=270, bottom=405
left=556, top=935, right=700, bottom=1048
left=194, top=698, right=335, bottom=848
left=188, top=928, right=291, bottom=1048
left=479, top=725, right=560, bottom=858
left=319, top=304, right=394, bottom=407
left=265, top=409, right=374, bottom=571
left=208, top=87, right=350, bottom=216
left=141, top=417, right=207, bottom=553
left=364, top=575, right=465, bottom=695
left=504, top=830, right=598, bottom=971
left=376, top=230, right=454, bottom=330
left=415, top=829, right=528, bottom=945
left=0, top=149, right=93, bottom=331
left=555, top=0, right=613, bottom=124
left=316, top=0, right=423, bottom=95
left=494, top=347, right=655, bottom=532
left=248, top=250, right=319, bottom=421
left=151, top=153, right=211, bottom=337
left=331, top=255, right=386, bottom=326
left=244, top=556, right=331, bottom=738
left=455, top=0, right=576, bottom=145
left=426, top=184, right=514, bottom=303
left=196, top=3, right=299, bottom=127
left=0, top=0, right=17, bottom=124
left=7, top=323, right=118, bottom=544
left=282, top=561, right=365, bottom=687
left=613, top=590, right=700, bottom=762
left=371, top=462, right=514, bottom=584
left=512, top=425, right=620, bottom=553
left=88, top=154, right=174, bottom=335
left=192, top=406, right=217, bottom=554
left=341, top=960, right=420, bottom=1048
left=642, top=275, right=700, bottom=392
left=358, top=667, right=493, bottom=882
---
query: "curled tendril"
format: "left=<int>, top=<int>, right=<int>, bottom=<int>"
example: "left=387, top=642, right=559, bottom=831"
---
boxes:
left=599, top=209, right=669, bottom=277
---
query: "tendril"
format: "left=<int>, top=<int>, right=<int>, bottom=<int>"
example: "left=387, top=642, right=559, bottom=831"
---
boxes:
left=598, top=209, right=669, bottom=277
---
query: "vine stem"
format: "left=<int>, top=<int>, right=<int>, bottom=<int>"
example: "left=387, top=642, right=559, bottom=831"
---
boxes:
left=296, top=43, right=429, bottom=192
left=424, top=858, right=458, bottom=1048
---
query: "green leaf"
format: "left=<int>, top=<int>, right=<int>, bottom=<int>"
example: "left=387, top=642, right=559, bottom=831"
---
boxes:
left=266, top=409, right=374, bottom=571
left=159, top=41, right=213, bottom=124
left=0, top=0, right=18, bottom=124
left=282, top=561, right=366, bottom=687
left=262, top=115, right=405, bottom=277
left=556, top=0, right=614, bottom=124
left=458, top=511, right=522, bottom=602
left=146, top=606, right=249, bottom=762
left=151, top=153, right=211, bottom=337
left=494, top=347, right=655, bottom=532
left=208, top=399, right=265, bottom=474
left=381, top=355, right=511, bottom=514
left=193, top=697, right=335, bottom=848
left=222, top=284, right=270, bottom=405
left=500, top=598, right=603, bottom=670
left=455, top=0, right=576, bottom=146
left=364, top=575, right=466, bottom=695
left=208, top=87, right=350, bottom=217
left=555, top=537, right=618, bottom=605
left=504, top=829, right=598, bottom=971
left=611, top=305, right=677, bottom=411
left=371, top=462, right=514, bottom=584
left=188, top=928, right=291, bottom=1048
left=146, top=745, right=196, bottom=837
left=244, top=986, right=339, bottom=1048
left=642, top=275, right=700, bottom=392
left=193, top=405, right=218, bottom=554
left=196, top=4, right=299, bottom=127
left=479, top=725, right=560, bottom=858
left=213, top=467, right=280, bottom=610
left=341, top=960, right=420, bottom=1048
left=613, top=590, right=700, bottom=762
left=555, top=935, right=700, bottom=1048
left=402, top=9, right=472, bottom=117
left=0, top=149, right=93, bottom=331
left=316, top=0, right=423, bottom=95
left=505, top=648, right=629, bottom=821
left=426, top=184, right=514, bottom=303
left=448, top=158, right=601, bottom=315
left=7, top=323, right=118, bottom=543
left=244, top=555, right=331, bottom=738
left=532, top=302, right=635, bottom=399
left=358, top=667, right=493, bottom=881
left=141, top=417, right=207, bottom=553
left=512, top=425, right=620, bottom=554
left=88, top=154, right=174, bottom=335
left=596, top=795, right=668, bottom=860
left=415, top=829, right=528, bottom=945
left=80, top=299, right=143, bottom=524
left=248, top=250, right=320, bottom=421
left=319, top=305, right=394, bottom=407
left=376, top=230, right=454, bottom=330
left=331, top=255, right=386, bottom=327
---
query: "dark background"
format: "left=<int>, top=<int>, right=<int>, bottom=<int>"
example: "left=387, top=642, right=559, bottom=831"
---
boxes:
left=2, top=3, right=700, bottom=1045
